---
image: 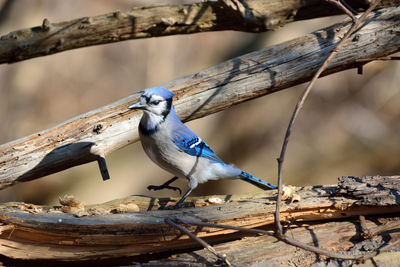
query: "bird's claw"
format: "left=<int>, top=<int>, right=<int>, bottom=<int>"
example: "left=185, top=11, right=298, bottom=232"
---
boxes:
left=147, top=184, right=182, bottom=195
left=159, top=204, right=181, bottom=210
left=159, top=202, right=194, bottom=210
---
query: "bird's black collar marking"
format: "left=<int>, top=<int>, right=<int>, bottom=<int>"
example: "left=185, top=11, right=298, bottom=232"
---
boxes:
left=139, top=121, right=158, bottom=136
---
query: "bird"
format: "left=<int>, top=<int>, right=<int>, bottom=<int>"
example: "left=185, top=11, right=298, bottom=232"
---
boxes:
left=128, top=87, right=277, bottom=209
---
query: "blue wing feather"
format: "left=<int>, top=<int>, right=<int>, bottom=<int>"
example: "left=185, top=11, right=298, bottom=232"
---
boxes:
left=173, top=136, right=224, bottom=163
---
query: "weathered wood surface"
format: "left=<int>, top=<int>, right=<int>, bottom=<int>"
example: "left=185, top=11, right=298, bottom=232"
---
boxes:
left=338, top=175, right=400, bottom=205
left=0, top=0, right=398, bottom=64
left=0, top=176, right=399, bottom=263
left=1, top=6, right=399, bottom=190
left=146, top=218, right=400, bottom=266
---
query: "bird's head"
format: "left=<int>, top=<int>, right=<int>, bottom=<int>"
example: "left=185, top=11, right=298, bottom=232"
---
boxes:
left=128, top=87, right=174, bottom=118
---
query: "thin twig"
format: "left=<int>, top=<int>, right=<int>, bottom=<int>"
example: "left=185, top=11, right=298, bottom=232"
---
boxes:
left=165, top=217, right=232, bottom=266
left=368, top=221, right=400, bottom=238
left=339, top=0, right=359, bottom=15
left=360, top=216, right=400, bottom=239
left=359, top=215, right=372, bottom=238
left=326, top=0, right=358, bottom=22
left=274, top=0, right=381, bottom=254
left=358, top=239, right=400, bottom=261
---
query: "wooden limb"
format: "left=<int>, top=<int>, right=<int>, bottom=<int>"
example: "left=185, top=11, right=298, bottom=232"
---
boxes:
left=0, top=176, right=398, bottom=263
left=274, top=0, right=381, bottom=257
left=1, top=6, right=399, bottom=190
left=0, top=0, right=398, bottom=64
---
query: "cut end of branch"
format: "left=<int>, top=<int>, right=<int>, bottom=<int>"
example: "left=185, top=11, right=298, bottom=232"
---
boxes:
left=41, top=18, right=51, bottom=31
left=97, top=156, right=110, bottom=181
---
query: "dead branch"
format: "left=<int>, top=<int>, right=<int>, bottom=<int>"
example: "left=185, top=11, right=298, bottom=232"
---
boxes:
left=0, top=5, right=399, bottom=190
left=0, top=0, right=398, bottom=64
left=0, top=176, right=399, bottom=264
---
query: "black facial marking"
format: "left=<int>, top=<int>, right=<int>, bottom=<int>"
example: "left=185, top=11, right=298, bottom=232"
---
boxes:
left=138, top=96, right=172, bottom=136
left=161, top=98, right=172, bottom=120
left=150, top=100, right=161, bottom=105
left=143, top=95, right=151, bottom=103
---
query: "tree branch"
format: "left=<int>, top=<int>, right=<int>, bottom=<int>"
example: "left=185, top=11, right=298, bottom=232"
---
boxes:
left=0, top=176, right=399, bottom=263
left=0, top=5, right=399, bottom=190
left=0, top=0, right=398, bottom=64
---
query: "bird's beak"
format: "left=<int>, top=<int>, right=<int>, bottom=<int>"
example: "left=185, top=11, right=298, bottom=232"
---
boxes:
left=128, top=100, right=146, bottom=110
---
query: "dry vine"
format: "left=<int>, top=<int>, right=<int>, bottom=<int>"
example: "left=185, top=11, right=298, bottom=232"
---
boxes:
left=273, top=0, right=386, bottom=260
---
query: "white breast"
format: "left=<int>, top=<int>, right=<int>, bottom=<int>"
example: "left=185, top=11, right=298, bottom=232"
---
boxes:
left=139, top=117, right=242, bottom=190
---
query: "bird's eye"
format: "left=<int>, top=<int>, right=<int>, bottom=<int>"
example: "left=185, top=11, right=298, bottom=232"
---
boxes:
left=150, top=100, right=161, bottom=105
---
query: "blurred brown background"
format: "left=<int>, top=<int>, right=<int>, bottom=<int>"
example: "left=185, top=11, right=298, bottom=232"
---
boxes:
left=0, top=0, right=399, bottom=205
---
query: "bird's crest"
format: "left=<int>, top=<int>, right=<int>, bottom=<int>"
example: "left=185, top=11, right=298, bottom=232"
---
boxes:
left=142, top=87, right=174, bottom=100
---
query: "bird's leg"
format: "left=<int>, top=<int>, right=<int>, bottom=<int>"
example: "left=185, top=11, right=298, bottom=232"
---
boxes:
left=174, top=188, right=193, bottom=207
left=162, top=188, right=193, bottom=210
left=147, top=176, right=182, bottom=195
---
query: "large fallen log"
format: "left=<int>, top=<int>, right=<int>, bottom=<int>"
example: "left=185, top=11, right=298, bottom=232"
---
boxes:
left=1, top=5, right=399, bottom=190
left=0, top=175, right=399, bottom=265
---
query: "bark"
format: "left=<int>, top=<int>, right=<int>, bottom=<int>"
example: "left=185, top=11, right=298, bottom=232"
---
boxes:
left=0, top=0, right=398, bottom=64
left=147, top=219, right=400, bottom=266
left=0, top=5, right=399, bottom=190
left=0, top=175, right=399, bottom=265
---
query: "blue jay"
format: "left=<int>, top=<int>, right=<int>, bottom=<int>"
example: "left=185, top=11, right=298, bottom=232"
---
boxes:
left=128, top=87, right=276, bottom=209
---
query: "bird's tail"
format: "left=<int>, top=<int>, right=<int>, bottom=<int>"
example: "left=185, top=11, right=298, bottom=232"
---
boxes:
left=240, top=171, right=277, bottom=190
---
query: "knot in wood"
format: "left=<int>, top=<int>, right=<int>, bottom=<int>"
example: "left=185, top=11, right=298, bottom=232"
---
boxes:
left=93, top=124, right=104, bottom=134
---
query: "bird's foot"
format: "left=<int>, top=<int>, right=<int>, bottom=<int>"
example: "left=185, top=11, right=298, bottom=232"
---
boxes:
left=147, top=184, right=182, bottom=195
left=159, top=204, right=181, bottom=210
left=159, top=202, right=194, bottom=210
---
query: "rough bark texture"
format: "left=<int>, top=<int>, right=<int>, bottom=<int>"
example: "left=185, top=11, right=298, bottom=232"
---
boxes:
left=0, top=5, right=399, bottom=190
left=0, top=0, right=399, bottom=64
left=338, top=175, right=400, bottom=205
left=0, top=176, right=399, bottom=265
left=146, top=219, right=400, bottom=266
